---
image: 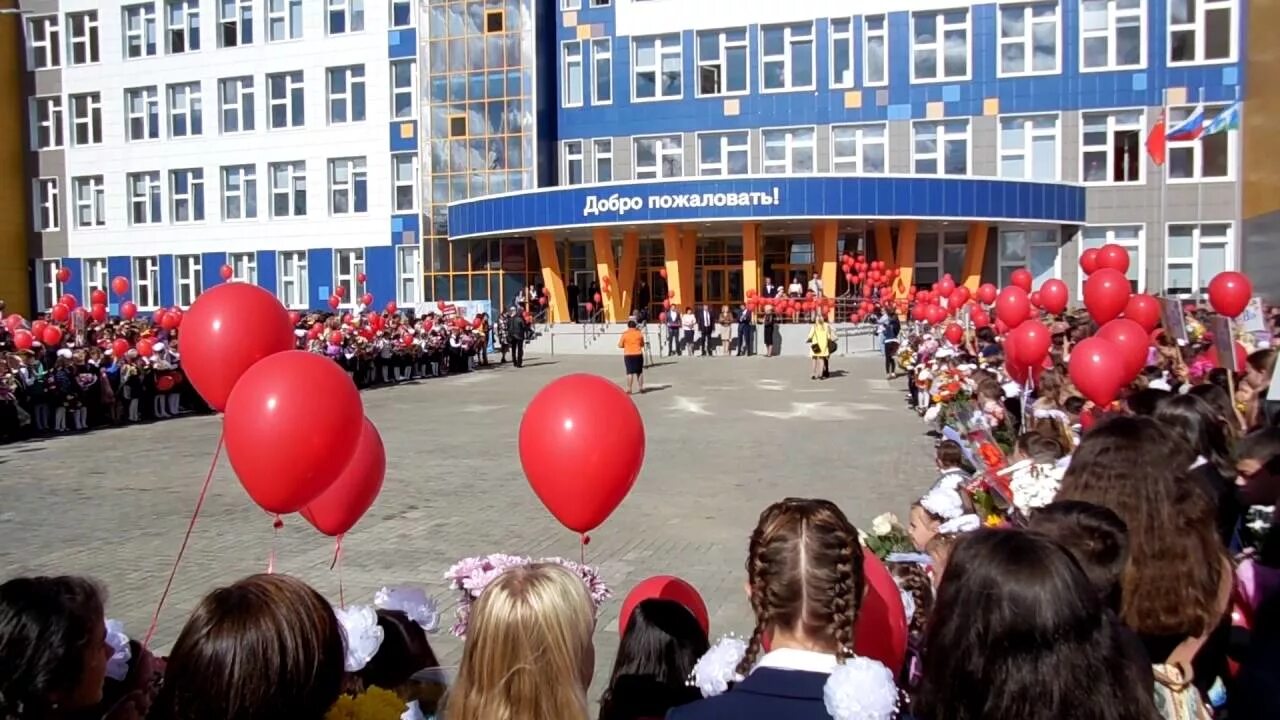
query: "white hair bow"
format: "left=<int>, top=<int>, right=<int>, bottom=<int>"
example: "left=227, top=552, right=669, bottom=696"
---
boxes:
left=937, top=514, right=981, bottom=535
left=919, top=487, right=964, bottom=520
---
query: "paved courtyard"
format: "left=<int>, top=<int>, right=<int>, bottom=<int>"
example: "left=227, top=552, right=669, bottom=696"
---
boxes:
left=0, top=351, right=934, bottom=689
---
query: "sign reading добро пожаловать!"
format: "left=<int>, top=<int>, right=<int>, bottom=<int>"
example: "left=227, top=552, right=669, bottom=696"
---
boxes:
left=582, top=187, right=782, bottom=217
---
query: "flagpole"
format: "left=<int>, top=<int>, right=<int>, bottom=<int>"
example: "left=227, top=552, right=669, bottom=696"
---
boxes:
left=1233, top=85, right=1243, bottom=274
left=1196, top=87, right=1205, bottom=229
left=1159, top=87, right=1167, bottom=294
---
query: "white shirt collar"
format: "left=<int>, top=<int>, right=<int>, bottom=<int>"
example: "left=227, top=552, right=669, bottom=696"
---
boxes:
left=753, top=648, right=838, bottom=675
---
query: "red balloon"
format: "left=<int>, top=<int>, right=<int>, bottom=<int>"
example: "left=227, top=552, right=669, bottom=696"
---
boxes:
left=385, top=301, right=398, bottom=314
left=300, top=417, right=386, bottom=537
left=328, top=331, right=344, bottom=345
left=42, top=326, right=63, bottom=346
left=592, top=292, right=603, bottom=304
left=136, top=338, right=155, bottom=357
left=288, top=311, right=302, bottom=326
left=160, top=311, right=180, bottom=331
left=307, top=325, right=323, bottom=340
left=12, top=329, right=33, bottom=350
left=223, top=351, right=363, bottom=514
left=90, top=289, right=107, bottom=305
left=518, top=374, right=644, bottom=533
left=1029, top=291, right=1042, bottom=309
left=1083, top=268, right=1130, bottom=324
left=50, top=303, right=70, bottom=322
left=1096, top=318, right=1150, bottom=380
left=949, top=286, right=971, bottom=308
left=220, top=264, right=233, bottom=280
left=360, top=293, right=374, bottom=307
left=1010, top=320, right=1052, bottom=367
left=995, top=319, right=1010, bottom=335
left=91, top=304, right=108, bottom=324
left=539, top=296, right=548, bottom=306
left=585, top=302, right=595, bottom=314
left=541, top=287, right=550, bottom=297
left=60, top=294, right=78, bottom=311
left=1123, top=294, right=1161, bottom=332
left=335, top=286, right=346, bottom=298
left=401, top=333, right=415, bottom=348
left=111, top=339, right=129, bottom=358
left=120, top=301, right=138, bottom=320
left=662, top=298, right=672, bottom=310
left=152, top=309, right=169, bottom=328
left=943, top=323, right=964, bottom=345
left=111, top=276, right=130, bottom=296
left=976, top=283, right=997, bottom=305
left=180, top=282, right=295, bottom=412
left=1207, top=271, right=1252, bottom=318
left=1039, top=279, right=1069, bottom=315
left=995, top=286, right=1031, bottom=328
left=1079, top=248, right=1100, bottom=276
left=56, top=266, right=71, bottom=283
left=658, top=267, right=668, bottom=279
left=618, top=576, right=710, bottom=637
left=854, top=548, right=908, bottom=672
left=969, top=306, right=990, bottom=328
left=1096, top=244, right=1131, bottom=274
left=911, top=303, right=927, bottom=322
left=30, top=320, right=47, bottom=338
left=1069, top=337, right=1129, bottom=406
left=328, top=295, right=340, bottom=310
left=357, top=272, right=367, bottom=284
left=937, top=276, right=956, bottom=298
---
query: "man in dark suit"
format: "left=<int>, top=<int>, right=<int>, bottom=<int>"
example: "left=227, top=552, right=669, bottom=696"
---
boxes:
left=634, top=280, right=652, bottom=323
left=664, top=306, right=681, bottom=356
left=506, top=307, right=527, bottom=368
left=762, top=277, right=779, bottom=298
left=737, top=304, right=754, bottom=356
left=696, top=304, right=714, bottom=356
left=566, top=280, right=580, bottom=322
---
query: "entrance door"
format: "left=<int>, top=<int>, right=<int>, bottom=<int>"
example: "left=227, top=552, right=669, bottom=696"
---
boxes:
left=573, top=270, right=594, bottom=321
left=644, top=268, right=669, bottom=320
left=697, top=267, right=743, bottom=309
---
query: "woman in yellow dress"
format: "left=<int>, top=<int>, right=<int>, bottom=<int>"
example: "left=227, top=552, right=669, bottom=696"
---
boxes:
left=806, top=314, right=832, bottom=380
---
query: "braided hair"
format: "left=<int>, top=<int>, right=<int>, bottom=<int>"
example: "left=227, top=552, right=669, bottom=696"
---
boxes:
left=736, top=498, right=866, bottom=675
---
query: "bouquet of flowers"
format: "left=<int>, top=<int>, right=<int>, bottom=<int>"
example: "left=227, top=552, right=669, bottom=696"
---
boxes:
left=897, top=347, right=917, bottom=371
left=424, top=332, right=446, bottom=353
left=860, top=513, right=915, bottom=559
left=443, top=553, right=611, bottom=637
left=999, top=459, right=1065, bottom=515
left=326, top=687, right=417, bottom=720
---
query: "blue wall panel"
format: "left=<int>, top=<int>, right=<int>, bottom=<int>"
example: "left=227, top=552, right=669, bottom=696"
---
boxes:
left=391, top=214, right=420, bottom=245
left=202, top=252, right=227, bottom=291
left=389, top=121, right=417, bottom=152
left=309, top=248, right=334, bottom=306
left=256, top=250, right=277, bottom=295
left=58, top=258, right=81, bottom=303
left=158, top=255, right=175, bottom=308
left=365, top=246, right=394, bottom=310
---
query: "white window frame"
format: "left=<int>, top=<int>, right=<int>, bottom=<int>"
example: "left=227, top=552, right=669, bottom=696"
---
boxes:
left=70, top=92, right=102, bottom=147
left=268, top=71, right=305, bottom=129
left=27, top=15, right=61, bottom=70
left=760, top=23, right=816, bottom=92
left=830, top=18, right=854, bottom=88
left=267, top=0, right=304, bottom=42
left=277, top=251, right=308, bottom=308
left=83, top=258, right=108, bottom=301
left=229, top=252, right=257, bottom=284
left=1080, top=107, right=1144, bottom=185
left=175, top=254, right=203, bottom=308
left=831, top=123, right=888, bottom=174
left=219, top=0, right=254, bottom=47
left=36, top=260, right=62, bottom=312
left=219, top=76, right=255, bottom=133
left=633, top=134, right=684, bottom=180
left=333, top=249, right=365, bottom=306
left=170, top=168, right=205, bottom=224
left=128, top=171, right=163, bottom=225
left=390, top=0, right=415, bottom=29
left=392, top=152, right=418, bottom=212
left=997, top=113, right=1060, bottom=181
left=914, top=230, right=970, bottom=286
left=762, top=126, right=817, bottom=175
left=562, top=40, right=584, bottom=107
left=562, top=140, right=585, bottom=185
left=329, top=157, right=368, bottom=216
left=1166, top=104, right=1235, bottom=183
left=561, top=0, right=581, bottom=10
left=34, top=178, right=60, bottom=232
left=167, top=81, right=203, bottom=138
left=1165, top=222, right=1233, bottom=296
left=32, top=95, right=63, bottom=150
left=913, top=119, right=971, bottom=176
left=591, top=38, right=613, bottom=104
left=221, top=164, right=258, bottom=220
left=911, top=9, right=971, bottom=82
left=1080, top=0, right=1146, bottom=72
left=632, top=34, right=683, bottom=101
left=593, top=138, right=614, bottom=182
left=133, top=256, right=161, bottom=310
left=696, top=130, right=750, bottom=176
left=123, top=3, right=158, bottom=59
left=327, top=0, right=365, bottom=35
left=998, top=1, right=1061, bottom=77
left=125, top=86, right=161, bottom=141
left=1169, top=0, right=1236, bottom=65
left=165, top=0, right=201, bottom=54
left=327, top=65, right=366, bottom=124
left=998, top=228, right=1062, bottom=289
left=67, top=11, right=100, bottom=65
left=862, top=15, right=888, bottom=87
left=72, top=176, right=106, bottom=229
left=696, top=27, right=749, bottom=97
left=1080, top=225, right=1145, bottom=294
left=270, top=161, right=307, bottom=218
left=396, top=245, right=421, bottom=306
left=391, top=59, right=416, bottom=119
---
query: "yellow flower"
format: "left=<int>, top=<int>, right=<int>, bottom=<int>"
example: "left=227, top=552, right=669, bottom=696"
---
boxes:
left=984, top=514, right=1002, bottom=528
left=326, top=688, right=406, bottom=720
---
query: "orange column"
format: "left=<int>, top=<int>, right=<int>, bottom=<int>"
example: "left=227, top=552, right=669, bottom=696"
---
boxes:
left=961, top=222, right=989, bottom=291
left=661, top=225, right=686, bottom=307
left=895, top=221, right=919, bottom=298
left=535, top=232, right=569, bottom=323
left=742, top=223, right=760, bottom=300
left=874, top=223, right=895, bottom=268
left=680, top=228, right=697, bottom=308
left=618, top=231, right=640, bottom=317
left=814, top=220, right=839, bottom=304
left=592, top=228, right=620, bottom=322
left=0, top=17, right=29, bottom=317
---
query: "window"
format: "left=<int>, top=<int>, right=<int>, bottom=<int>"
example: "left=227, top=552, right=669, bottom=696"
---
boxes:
left=134, top=256, right=160, bottom=309
left=391, top=0, right=414, bottom=28
left=832, top=124, right=888, bottom=173
left=763, top=126, right=816, bottom=174
left=83, top=258, right=109, bottom=301
left=1168, top=104, right=1233, bottom=181
left=125, top=86, right=161, bottom=141
left=1081, top=109, right=1142, bottom=183
left=591, top=38, right=612, bottom=104
left=830, top=19, right=854, bottom=88
left=697, top=28, right=748, bottom=96
left=219, top=0, right=254, bottom=47
left=589, top=0, right=610, bottom=6
left=67, top=11, right=100, bottom=65
left=1082, top=226, right=1144, bottom=292
left=270, top=161, right=307, bottom=217
left=1170, top=0, right=1234, bottom=63
left=36, top=260, right=62, bottom=311
left=329, top=158, right=368, bottom=215
left=391, top=59, right=416, bottom=119
left=328, top=0, right=365, bottom=34
left=166, top=0, right=200, bottom=53
left=278, top=251, right=308, bottom=308
left=334, top=249, right=365, bottom=304
left=1081, top=0, right=1145, bottom=70
left=914, top=231, right=969, bottom=286
left=268, top=71, right=305, bottom=129
left=697, top=131, right=750, bottom=176
left=999, top=114, right=1059, bottom=180
left=562, top=140, right=585, bottom=184
left=32, top=96, right=63, bottom=150
left=328, top=65, right=366, bottom=123
left=397, top=246, right=420, bottom=306
left=123, top=4, right=158, bottom=59
left=761, top=23, right=815, bottom=91
left=485, top=9, right=504, bottom=32
left=219, top=77, right=255, bottom=133
left=167, top=82, right=203, bottom=137
left=448, top=115, right=466, bottom=137
left=912, top=9, right=970, bottom=81
left=34, top=178, right=59, bottom=232
left=913, top=120, right=970, bottom=175
left=863, top=15, right=888, bottom=86
left=27, top=15, right=60, bottom=69
left=561, top=0, right=581, bottom=9
left=999, top=229, right=1061, bottom=288
left=1166, top=223, right=1231, bottom=295
left=170, top=168, right=205, bottom=223
left=999, top=1, right=1059, bottom=75
left=70, top=93, right=102, bottom=146
left=222, top=165, right=258, bottom=220
left=633, top=135, right=683, bottom=179
left=229, top=252, right=257, bottom=284
left=268, top=0, right=303, bottom=42
left=128, top=172, right=163, bottom=225
left=72, top=176, right=106, bottom=229
left=593, top=139, right=613, bottom=182
left=392, top=153, right=417, bottom=211
left=562, top=41, right=584, bottom=107
left=633, top=34, right=682, bottom=100
left=175, top=254, right=203, bottom=307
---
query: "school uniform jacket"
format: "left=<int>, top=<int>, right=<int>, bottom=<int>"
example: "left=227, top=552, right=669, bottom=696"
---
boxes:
left=666, top=666, right=832, bottom=720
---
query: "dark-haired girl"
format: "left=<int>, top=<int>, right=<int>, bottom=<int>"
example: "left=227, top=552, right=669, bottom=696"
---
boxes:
left=1154, top=393, right=1244, bottom=550
left=599, top=598, right=707, bottom=720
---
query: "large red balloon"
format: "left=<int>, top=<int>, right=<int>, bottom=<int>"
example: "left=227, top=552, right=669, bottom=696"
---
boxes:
left=1095, top=244, right=1131, bottom=274
left=1097, top=318, right=1150, bottom=380
left=50, top=304, right=70, bottom=322
left=30, top=320, right=47, bottom=338
left=1079, top=248, right=1100, bottom=276
left=111, top=276, right=130, bottom=296
left=1039, top=279, right=1069, bottom=315
left=618, top=576, right=709, bottom=636
left=180, top=282, right=295, bottom=412
left=1083, top=268, right=1129, bottom=324
left=969, top=305, right=990, bottom=328
left=944, top=323, right=964, bottom=345
left=911, top=303, right=926, bottom=322
left=159, top=311, right=180, bottom=331
left=948, top=286, right=970, bottom=309
left=91, top=304, right=108, bottom=324
left=120, top=301, right=138, bottom=320
left=976, top=283, right=997, bottom=305
left=925, top=304, right=948, bottom=326
left=937, top=275, right=956, bottom=297
left=90, top=289, right=107, bottom=305
left=12, top=329, right=33, bottom=350
left=300, top=417, right=386, bottom=536
left=1009, top=269, right=1033, bottom=292
left=518, top=374, right=645, bottom=533
left=56, top=266, right=71, bottom=283
left=995, top=286, right=1031, bottom=328
left=42, top=326, right=63, bottom=346
left=1069, top=337, right=1129, bottom=406
left=60, top=294, right=78, bottom=311
left=220, top=264, right=233, bottom=281
left=136, top=338, right=155, bottom=357
left=111, top=339, right=129, bottom=358
left=855, top=548, right=908, bottom=673
left=1207, top=271, right=1252, bottom=318
left=224, top=351, right=362, bottom=514
left=1123, top=294, right=1161, bottom=332
left=1011, top=320, right=1052, bottom=367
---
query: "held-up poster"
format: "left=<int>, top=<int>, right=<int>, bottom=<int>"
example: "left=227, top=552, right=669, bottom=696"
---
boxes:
left=1209, top=315, right=1237, bottom=371
left=1158, top=297, right=1188, bottom=345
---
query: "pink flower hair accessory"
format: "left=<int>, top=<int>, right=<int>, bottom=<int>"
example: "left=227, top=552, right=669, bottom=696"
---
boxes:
left=443, top=553, right=611, bottom=637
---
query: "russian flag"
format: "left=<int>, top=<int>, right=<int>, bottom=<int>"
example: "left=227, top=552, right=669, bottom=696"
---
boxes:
left=1166, top=106, right=1206, bottom=142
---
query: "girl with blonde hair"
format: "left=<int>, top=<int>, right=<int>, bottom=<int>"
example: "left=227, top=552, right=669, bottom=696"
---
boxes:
left=442, top=563, right=596, bottom=720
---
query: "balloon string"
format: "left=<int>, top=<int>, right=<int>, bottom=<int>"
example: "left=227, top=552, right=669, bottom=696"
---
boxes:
left=579, top=533, right=587, bottom=564
left=267, top=515, right=284, bottom=574
left=143, top=432, right=223, bottom=649
left=330, top=535, right=346, bottom=609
